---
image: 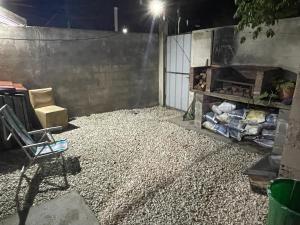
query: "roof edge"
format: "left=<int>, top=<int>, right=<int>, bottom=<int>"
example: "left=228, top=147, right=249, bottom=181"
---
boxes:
left=0, top=6, right=27, bottom=26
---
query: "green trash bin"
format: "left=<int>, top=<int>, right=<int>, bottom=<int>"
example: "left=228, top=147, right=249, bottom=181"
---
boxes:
left=267, top=179, right=300, bottom=225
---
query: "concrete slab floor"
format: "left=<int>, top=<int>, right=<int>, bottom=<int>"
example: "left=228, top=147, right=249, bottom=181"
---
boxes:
left=0, top=191, right=99, bottom=225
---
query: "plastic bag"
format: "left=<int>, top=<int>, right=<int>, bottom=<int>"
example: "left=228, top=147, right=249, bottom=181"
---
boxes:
left=262, top=122, right=277, bottom=130
left=243, top=135, right=258, bottom=141
left=244, top=124, right=261, bottom=136
left=227, top=118, right=246, bottom=131
left=243, top=110, right=266, bottom=124
left=203, top=112, right=218, bottom=124
left=254, top=138, right=274, bottom=148
left=229, top=128, right=243, bottom=141
left=212, top=105, right=223, bottom=115
left=266, top=114, right=278, bottom=124
left=215, top=124, right=229, bottom=138
left=216, top=113, right=230, bottom=123
left=262, top=114, right=278, bottom=130
left=262, top=129, right=276, bottom=140
left=202, top=121, right=216, bottom=132
left=217, top=102, right=236, bottom=113
left=228, top=109, right=247, bottom=119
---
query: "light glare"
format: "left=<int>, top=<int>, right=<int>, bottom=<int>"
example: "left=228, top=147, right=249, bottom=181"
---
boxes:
left=122, top=27, right=128, bottom=34
left=149, top=0, right=165, bottom=17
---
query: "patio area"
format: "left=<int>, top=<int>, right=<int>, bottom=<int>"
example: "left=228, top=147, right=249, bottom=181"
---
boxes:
left=0, top=107, right=268, bottom=225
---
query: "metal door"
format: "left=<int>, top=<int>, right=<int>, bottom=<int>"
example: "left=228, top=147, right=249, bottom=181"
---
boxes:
left=166, top=34, right=191, bottom=111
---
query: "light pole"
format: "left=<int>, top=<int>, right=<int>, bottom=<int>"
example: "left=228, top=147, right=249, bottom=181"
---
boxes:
left=148, top=0, right=168, bottom=106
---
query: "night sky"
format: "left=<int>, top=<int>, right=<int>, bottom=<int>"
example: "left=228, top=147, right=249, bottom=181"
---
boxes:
left=0, top=0, right=237, bottom=34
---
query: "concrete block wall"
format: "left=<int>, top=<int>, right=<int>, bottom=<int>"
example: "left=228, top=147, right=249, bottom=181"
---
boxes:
left=194, top=93, right=204, bottom=127
left=194, top=93, right=217, bottom=128
left=0, top=25, right=159, bottom=116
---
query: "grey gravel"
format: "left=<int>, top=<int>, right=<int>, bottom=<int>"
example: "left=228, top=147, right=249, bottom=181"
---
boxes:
left=0, top=107, right=268, bottom=225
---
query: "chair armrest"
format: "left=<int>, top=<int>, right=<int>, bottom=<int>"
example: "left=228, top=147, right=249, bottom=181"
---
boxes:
left=23, top=142, right=50, bottom=149
left=28, top=126, right=63, bottom=135
left=0, top=105, right=6, bottom=112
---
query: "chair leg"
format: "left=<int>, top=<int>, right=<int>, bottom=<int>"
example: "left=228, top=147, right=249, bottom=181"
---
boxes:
left=15, top=160, right=36, bottom=210
left=61, top=154, right=69, bottom=188
left=15, top=166, right=27, bottom=211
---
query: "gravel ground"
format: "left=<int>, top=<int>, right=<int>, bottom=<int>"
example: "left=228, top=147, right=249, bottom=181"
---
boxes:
left=0, top=107, right=268, bottom=225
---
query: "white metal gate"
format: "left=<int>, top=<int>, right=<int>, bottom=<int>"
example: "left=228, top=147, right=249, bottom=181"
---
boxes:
left=166, top=34, right=192, bottom=111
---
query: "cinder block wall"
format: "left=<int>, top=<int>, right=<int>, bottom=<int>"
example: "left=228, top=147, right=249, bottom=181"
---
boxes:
left=0, top=25, right=159, bottom=116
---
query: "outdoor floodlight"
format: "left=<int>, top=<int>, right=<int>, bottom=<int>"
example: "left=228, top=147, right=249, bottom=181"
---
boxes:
left=149, top=0, right=165, bottom=17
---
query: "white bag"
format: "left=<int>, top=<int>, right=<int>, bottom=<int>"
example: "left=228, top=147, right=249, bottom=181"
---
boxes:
left=217, top=102, right=236, bottom=113
left=202, top=121, right=216, bottom=132
left=244, top=124, right=260, bottom=136
left=216, top=113, right=230, bottom=123
left=212, top=105, right=223, bottom=115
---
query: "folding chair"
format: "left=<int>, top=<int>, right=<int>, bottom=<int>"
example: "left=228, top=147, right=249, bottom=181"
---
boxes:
left=0, top=104, right=69, bottom=188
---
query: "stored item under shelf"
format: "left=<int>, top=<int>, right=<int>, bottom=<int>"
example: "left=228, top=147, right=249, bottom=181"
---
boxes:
left=201, top=100, right=278, bottom=149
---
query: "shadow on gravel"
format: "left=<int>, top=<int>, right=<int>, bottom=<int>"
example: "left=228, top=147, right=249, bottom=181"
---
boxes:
left=53, top=123, right=80, bottom=134
left=0, top=149, right=81, bottom=175
left=15, top=157, right=81, bottom=225
left=0, top=149, right=30, bottom=175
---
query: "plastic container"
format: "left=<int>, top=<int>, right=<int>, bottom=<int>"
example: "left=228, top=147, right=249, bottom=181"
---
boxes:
left=267, top=179, right=300, bottom=225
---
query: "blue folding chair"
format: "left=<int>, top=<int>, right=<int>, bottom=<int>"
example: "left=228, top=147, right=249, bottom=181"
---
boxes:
left=0, top=104, right=69, bottom=189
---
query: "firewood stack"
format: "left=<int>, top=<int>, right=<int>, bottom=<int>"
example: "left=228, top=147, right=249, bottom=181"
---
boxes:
left=216, top=85, right=252, bottom=97
left=194, top=73, right=207, bottom=91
